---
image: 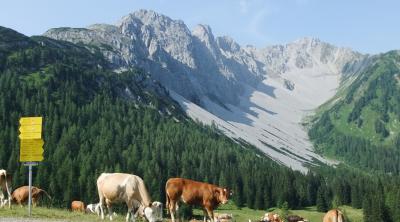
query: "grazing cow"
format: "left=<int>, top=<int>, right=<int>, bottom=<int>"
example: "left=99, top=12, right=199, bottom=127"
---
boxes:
left=0, top=169, right=12, bottom=208
left=286, top=215, right=308, bottom=222
left=11, top=186, right=51, bottom=207
left=86, top=203, right=101, bottom=214
left=165, top=178, right=231, bottom=222
left=323, top=209, right=345, bottom=222
left=97, top=173, right=158, bottom=222
left=71, top=200, right=85, bottom=212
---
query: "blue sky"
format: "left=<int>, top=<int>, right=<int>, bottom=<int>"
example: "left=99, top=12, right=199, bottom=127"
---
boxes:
left=1, top=0, right=399, bottom=54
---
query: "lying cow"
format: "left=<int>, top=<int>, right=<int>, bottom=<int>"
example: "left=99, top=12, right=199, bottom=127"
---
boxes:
left=71, top=200, right=85, bottom=212
left=286, top=215, right=308, bottom=222
left=12, top=186, right=51, bottom=207
left=214, top=213, right=234, bottom=222
left=0, top=169, right=12, bottom=208
left=97, top=172, right=160, bottom=222
left=323, top=209, right=345, bottom=222
left=165, top=178, right=231, bottom=222
left=262, top=213, right=282, bottom=222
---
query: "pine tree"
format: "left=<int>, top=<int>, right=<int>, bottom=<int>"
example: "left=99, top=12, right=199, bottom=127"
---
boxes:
left=316, top=186, right=329, bottom=212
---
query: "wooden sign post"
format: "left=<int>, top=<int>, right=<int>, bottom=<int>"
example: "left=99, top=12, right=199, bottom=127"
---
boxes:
left=19, top=117, right=44, bottom=217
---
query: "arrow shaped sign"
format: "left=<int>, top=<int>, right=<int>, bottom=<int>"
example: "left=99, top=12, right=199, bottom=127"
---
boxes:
left=19, top=125, right=42, bottom=133
left=19, top=133, right=42, bottom=140
left=19, top=117, right=42, bottom=125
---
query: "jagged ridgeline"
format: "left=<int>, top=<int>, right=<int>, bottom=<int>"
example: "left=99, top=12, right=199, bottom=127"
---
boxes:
left=310, top=51, right=400, bottom=173
left=0, top=26, right=310, bottom=208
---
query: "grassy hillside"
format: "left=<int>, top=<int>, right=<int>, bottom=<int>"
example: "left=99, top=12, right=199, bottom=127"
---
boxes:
left=310, top=51, right=400, bottom=173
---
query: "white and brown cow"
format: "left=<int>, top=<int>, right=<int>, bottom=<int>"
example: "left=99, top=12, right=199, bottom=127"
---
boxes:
left=96, top=173, right=160, bottom=222
left=165, top=178, right=231, bottom=222
left=0, top=169, right=11, bottom=208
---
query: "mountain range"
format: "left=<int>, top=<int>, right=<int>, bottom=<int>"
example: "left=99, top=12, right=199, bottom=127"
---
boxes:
left=43, top=9, right=386, bottom=171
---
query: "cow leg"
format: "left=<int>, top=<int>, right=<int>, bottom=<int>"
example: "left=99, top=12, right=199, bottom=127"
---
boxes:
left=106, top=199, right=113, bottom=221
left=6, top=186, right=11, bottom=209
left=169, top=200, right=177, bottom=222
left=126, top=200, right=136, bottom=222
left=0, top=194, right=4, bottom=208
left=203, top=209, right=208, bottom=222
left=206, top=208, right=214, bottom=222
left=126, top=210, right=135, bottom=222
left=99, top=197, right=105, bottom=220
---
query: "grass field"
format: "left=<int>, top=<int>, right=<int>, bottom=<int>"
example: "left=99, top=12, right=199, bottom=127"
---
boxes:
left=194, top=203, right=363, bottom=222
left=0, top=204, right=363, bottom=222
left=0, top=206, right=131, bottom=222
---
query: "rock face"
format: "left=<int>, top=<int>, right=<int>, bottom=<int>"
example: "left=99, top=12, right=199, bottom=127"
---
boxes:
left=44, top=9, right=370, bottom=171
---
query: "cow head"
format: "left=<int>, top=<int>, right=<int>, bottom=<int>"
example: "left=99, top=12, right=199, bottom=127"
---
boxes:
left=143, top=202, right=163, bottom=222
left=214, top=187, right=230, bottom=204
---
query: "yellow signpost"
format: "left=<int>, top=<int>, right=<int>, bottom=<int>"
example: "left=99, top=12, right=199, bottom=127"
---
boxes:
left=18, top=132, right=42, bottom=140
left=19, top=116, right=44, bottom=217
left=19, top=117, right=43, bottom=125
left=19, top=125, right=42, bottom=133
left=20, top=138, right=44, bottom=161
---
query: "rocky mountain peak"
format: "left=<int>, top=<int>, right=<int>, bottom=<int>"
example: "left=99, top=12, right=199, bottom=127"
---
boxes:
left=291, top=37, right=322, bottom=48
left=42, top=10, right=370, bottom=171
left=192, top=24, right=214, bottom=40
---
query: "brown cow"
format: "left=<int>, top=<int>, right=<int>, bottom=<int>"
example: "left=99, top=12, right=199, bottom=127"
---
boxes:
left=323, top=209, right=345, bottom=222
left=11, top=186, right=51, bottom=207
left=71, top=200, right=85, bottom=212
left=165, top=178, right=231, bottom=222
left=0, top=169, right=12, bottom=208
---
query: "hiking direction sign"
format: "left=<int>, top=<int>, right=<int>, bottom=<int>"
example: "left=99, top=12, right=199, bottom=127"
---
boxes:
left=19, top=117, right=44, bottom=162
